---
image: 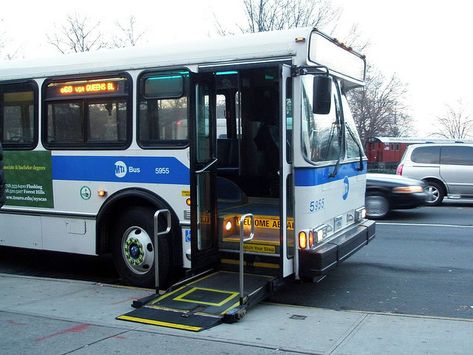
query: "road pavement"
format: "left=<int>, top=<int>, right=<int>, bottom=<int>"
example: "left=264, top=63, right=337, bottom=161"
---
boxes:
left=1, top=273, right=473, bottom=354
left=270, top=222, right=473, bottom=319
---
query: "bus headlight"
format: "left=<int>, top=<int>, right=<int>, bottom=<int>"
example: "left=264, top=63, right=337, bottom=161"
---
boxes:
left=313, top=225, right=327, bottom=243
left=225, top=220, right=233, bottom=232
left=308, top=230, right=315, bottom=248
left=355, top=207, right=366, bottom=222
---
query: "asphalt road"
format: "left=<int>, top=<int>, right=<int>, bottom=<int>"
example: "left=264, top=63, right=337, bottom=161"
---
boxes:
left=1, top=199, right=472, bottom=319
left=270, top=199, right=473, bottom=319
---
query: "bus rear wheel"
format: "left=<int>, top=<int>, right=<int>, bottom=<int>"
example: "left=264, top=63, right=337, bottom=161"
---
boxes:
left=112, top=207, right=170, bottom=288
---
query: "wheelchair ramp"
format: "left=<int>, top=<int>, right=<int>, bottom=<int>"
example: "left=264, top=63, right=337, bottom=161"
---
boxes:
left=117, top=271, right=275, bottom=332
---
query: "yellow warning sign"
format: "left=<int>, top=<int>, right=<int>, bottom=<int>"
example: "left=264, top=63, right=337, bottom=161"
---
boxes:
left=181, top=190, right=190, bottom=197
left=242, top=215, right=294, bottom=230
left=244, top=244, right=276, bottom=254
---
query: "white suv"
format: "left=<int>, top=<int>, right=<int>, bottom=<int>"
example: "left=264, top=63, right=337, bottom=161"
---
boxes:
left=396, top=143, right=473, bottom=205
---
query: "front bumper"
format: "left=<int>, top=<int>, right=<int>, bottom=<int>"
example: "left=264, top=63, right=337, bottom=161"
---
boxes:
left=391, top=192, right=428, bottom=209
left=299, top=219, right=375, bottom=279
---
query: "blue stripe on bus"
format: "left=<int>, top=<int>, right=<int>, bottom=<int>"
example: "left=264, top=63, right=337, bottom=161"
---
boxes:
left=294, top=162, right=366, bottom=187
left=52, top=156, right=190, bottom=184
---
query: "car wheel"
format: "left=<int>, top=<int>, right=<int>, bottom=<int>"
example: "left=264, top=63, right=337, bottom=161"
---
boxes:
left=112, top=206, right=170, bottom=288
left=424, top=181, right=444, bottom=206
left=365, top=193, right=390, bottom=219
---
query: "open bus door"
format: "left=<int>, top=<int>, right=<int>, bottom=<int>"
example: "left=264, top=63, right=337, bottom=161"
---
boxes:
left=189, top=73, right=220, bottom=272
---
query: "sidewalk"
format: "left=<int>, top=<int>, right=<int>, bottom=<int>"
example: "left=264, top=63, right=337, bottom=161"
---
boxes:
left=1, top=273, right=472, bottom=354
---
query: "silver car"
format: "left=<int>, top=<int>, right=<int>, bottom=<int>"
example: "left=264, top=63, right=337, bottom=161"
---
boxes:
left=396, top=143, right=473, bottom=205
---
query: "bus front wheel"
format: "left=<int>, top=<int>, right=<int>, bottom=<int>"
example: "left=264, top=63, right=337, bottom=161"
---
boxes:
left=112, top=207, right=170, bottom=288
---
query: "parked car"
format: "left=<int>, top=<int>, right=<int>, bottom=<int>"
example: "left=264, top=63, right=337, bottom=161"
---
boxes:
left=365, top=173, right=428, bottom=219
left=396, top=143, right=473, bottom=205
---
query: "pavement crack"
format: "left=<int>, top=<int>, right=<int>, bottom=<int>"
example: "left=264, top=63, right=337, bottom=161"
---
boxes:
left=62, top=329, right=131, bottom=355
left=328, top=313, right=369, bottom=354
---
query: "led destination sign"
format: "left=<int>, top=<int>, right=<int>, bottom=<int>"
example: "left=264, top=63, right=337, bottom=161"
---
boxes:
left=46, top=77, right=127, bottom=99
left=59, top=82, right=118, bottom=95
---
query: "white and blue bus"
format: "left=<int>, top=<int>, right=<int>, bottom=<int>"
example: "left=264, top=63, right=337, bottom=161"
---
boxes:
left=0, top=28, right=374, bottom=326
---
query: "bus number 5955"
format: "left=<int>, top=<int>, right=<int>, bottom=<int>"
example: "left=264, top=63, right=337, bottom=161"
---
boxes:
left=309, top=198, right=325, bottom=213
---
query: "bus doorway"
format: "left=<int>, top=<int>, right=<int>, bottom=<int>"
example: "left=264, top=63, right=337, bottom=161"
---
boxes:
left=118, top=66, right=290, bottom=331
left=212, top=66, right=294, bottom=278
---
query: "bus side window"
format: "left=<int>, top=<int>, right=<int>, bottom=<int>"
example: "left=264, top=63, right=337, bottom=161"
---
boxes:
left=88, top=102, right=127, bottom=142
left=0, top=83, right=37, bottom=149
left=44, top=76, right=130, bottom=149
left=138, top=72, right=189, bottom=147
left=47, top=102, right=83, bottom=143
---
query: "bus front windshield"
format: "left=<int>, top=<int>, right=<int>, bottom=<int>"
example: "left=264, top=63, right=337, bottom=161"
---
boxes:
left=301, top=75, right=342, bottom=163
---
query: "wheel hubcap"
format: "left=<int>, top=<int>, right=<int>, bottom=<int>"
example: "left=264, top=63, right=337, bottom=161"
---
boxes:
left=426, top=186, right=439, bottom=203
left=366, top=196, right=389, bottom=217
left=122, top=226, right=154, bottom=275
left=128, top=243, right=142, bottom=261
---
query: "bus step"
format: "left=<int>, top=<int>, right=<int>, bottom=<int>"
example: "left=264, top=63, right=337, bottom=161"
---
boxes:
left=219, top=252, right=281, bottom=276
left=117, top=271, right=275, bottom=332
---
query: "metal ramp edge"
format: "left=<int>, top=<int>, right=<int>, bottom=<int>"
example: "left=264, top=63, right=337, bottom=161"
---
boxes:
left=117, top=307, right=222, bottom=332
left=116, top=271, right=276, bottom=332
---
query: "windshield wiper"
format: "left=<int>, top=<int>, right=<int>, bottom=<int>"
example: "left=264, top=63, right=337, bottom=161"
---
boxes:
left=345, top=124, right=364, bottom=171
left=329, top=123, right=342, bottom=178
left=329, top=154, right=341, bottom=178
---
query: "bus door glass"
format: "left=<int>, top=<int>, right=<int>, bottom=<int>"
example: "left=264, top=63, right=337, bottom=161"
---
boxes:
left=190, top=73, right=219, bottom=270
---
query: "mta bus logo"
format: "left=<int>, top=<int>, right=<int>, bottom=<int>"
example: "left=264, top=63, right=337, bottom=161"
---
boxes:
left=115, top=161, right=127, bottom=178
left=343, top=176, right=350, bottom=200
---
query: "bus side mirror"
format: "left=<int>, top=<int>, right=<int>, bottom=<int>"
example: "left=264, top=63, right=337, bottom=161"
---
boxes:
left=313, top=76, right=332, bottom=114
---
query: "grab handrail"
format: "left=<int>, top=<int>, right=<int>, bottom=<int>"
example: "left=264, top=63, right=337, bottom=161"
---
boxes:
left=239, top=213, right=255, bottom=305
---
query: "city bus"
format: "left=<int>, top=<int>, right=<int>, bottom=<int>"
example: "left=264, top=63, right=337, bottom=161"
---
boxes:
left=0, top=27, right=375, bottom=330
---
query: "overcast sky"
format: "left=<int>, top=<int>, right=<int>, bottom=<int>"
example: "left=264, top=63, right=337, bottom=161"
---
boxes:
left=1, top=0, right=471, bottom=137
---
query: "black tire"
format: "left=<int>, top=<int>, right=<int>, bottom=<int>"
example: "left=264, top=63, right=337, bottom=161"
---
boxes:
left=365, top=192, right=390, bottom=219
left=112, top=206, right=171, bottom=288
left=424, top=181, right=445, bottom=206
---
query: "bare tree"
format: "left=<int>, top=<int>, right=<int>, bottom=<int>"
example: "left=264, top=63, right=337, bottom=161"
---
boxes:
left=348, top=65, right=412, bottom=145
left=342, top=23, right=369, bottom=52
left=113, top=15, right=146, bottom=48
left=216, top=0, right=340, bottom=35
left=0, top=19, right=4, bottom=55
left=214, top=0, right=406, bottom=144
left=47, top=13, right=107, bottom=54
left=215, top=0, right=371, bottom=51
left=0, top=18, right=22, bottom=60
left=432, top=100, right=473, bottom=139
left=2, top=48, right=22, bottom=61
